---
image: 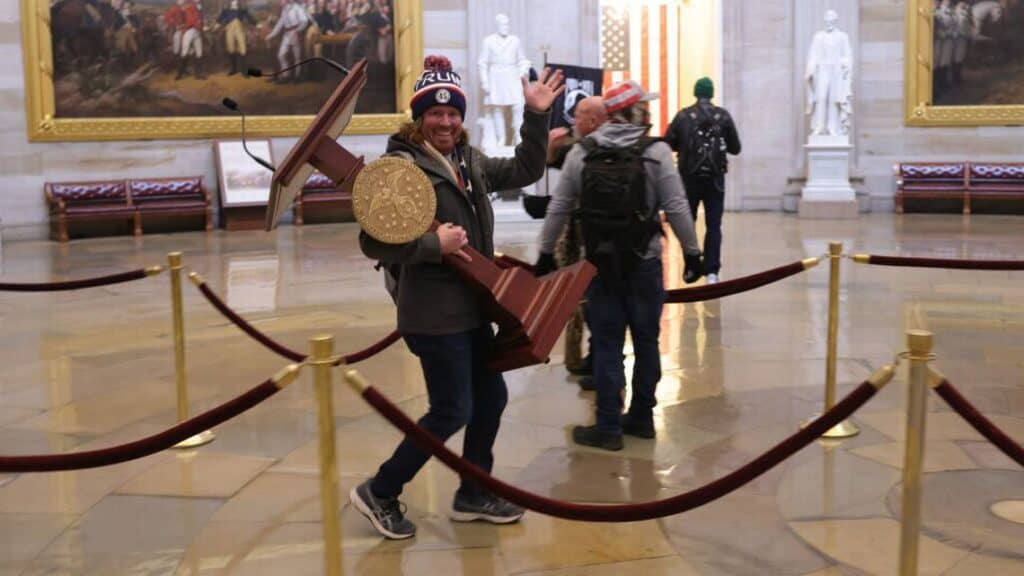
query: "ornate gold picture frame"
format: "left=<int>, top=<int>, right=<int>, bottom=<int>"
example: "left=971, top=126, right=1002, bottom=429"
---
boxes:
left=20, top=0, right=422, bottom=142
left=905, top=0, right=1024, bottom=126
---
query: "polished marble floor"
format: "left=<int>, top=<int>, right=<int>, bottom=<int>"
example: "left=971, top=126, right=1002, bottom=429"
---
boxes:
left=0, top=212, right=1022, bottom=575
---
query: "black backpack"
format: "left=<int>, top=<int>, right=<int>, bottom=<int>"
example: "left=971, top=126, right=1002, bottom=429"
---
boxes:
left=577, top=136, right=661, bottom=281
left=685, top=106, right=728, bottom=178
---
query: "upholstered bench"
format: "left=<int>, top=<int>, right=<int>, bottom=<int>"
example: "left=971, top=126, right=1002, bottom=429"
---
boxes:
left=965, top=162, right=1024, bottom=214
left=895, top=162, right=968, bottom=214
left=45, top=176, right=212, bottom=241
left=45, top=180, right=136, bottom=242
left=129, top=177, right=212, bottom=232
left=293, top=172, right=354, bottom=225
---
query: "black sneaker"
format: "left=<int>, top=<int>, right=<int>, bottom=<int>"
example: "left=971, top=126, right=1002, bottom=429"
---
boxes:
left=350, top=480, right=416, bottom=539
left=578, top=376, right=595, bottom=391
left=567, top=354, right=592, bottom=376
left=622, top=414, right=656, bottom=439
left=450, top=491, right=525, bottom=524
left=684, top=253, right=705, bottom=284
left=572, top=424, right=624, bottom=451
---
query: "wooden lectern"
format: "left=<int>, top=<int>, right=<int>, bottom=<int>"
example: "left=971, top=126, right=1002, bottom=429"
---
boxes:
left=267, top=59, right=595, bottom=372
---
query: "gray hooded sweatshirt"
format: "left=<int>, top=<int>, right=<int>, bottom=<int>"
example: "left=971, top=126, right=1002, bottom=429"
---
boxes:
left=539, top=122, right=701, bottom=259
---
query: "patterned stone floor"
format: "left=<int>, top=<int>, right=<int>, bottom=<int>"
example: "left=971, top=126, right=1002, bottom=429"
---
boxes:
left=0, top=212, right=1021, bottom=575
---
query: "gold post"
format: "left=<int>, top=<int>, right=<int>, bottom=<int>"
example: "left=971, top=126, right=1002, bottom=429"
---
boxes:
left=806, top=242, right=859, bottom=438
left=169, top=252, right=214, bottom=449
left=312, top=335, right=342, bottom=576
left=899, top=330, right=933, bottom=576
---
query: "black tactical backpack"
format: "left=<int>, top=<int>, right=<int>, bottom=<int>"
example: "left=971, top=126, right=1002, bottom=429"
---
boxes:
left=685, top=106, right=728, bottom=178
left=577, top=136, right=661, bottom=281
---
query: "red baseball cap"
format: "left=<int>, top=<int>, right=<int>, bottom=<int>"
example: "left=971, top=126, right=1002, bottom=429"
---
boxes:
left=603, top=80, right=659, bottom=113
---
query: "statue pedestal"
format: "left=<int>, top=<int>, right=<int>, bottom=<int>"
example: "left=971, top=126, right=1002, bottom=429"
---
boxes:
left=800, top=135, right=857, bottom=219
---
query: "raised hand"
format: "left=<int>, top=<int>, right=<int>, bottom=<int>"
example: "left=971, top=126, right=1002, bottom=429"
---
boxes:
left=522, top=67, right=566, bottom=113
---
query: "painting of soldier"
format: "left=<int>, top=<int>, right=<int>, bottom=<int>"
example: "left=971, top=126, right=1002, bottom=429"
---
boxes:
left=932, top=0, right=1024, bottom=105
left=47, top=0, right=397, bottom=119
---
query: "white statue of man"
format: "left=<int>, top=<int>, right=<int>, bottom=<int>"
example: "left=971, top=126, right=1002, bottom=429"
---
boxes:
left=805, top=10, right=853, bottom=137
left=478, top=13, right=531, bottom=148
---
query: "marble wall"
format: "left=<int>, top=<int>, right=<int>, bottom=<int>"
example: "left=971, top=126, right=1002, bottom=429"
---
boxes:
left=4, top=1, right=1024, bottom=238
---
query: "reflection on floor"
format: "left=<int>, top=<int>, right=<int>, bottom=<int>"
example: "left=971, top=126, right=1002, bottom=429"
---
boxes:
left=0, top=213, right=1022, bottom=575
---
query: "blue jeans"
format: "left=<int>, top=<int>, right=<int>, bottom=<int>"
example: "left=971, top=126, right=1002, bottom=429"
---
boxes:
left=586, top=257, right=665, bottom=434
left=370, top=326, right=508, bottom=499
left=683, top=174, right=725, bottom=274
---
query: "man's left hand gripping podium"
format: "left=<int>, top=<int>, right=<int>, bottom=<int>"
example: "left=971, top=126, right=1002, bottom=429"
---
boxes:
left=266, top=59, right=595, bottom=373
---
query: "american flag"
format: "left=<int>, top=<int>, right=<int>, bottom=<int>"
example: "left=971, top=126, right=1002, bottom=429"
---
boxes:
left=600, top=1, right=719, bottom=137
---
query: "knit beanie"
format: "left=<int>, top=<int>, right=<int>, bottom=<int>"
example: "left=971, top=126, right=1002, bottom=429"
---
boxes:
left=694, top=77, right=714, bottom=99
left=410, top=55, right=466, bottom=120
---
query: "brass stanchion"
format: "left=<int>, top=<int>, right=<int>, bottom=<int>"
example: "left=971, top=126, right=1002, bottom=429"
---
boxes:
left=312, top=335, right=342, bottom=576
left=805, top=242, right=859, bottom=438
left=899, top=330, right=933, bottom=576
left=168, top=252, right=215, bottom=449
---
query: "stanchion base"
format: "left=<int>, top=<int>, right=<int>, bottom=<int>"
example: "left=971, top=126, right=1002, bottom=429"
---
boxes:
left=801, top=416, right=860, bottom=439
left=172, top=430, right=216, bottom=449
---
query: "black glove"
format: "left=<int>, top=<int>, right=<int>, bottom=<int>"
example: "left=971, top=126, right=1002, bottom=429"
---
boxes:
left=534, top=252, right=557, bottom=277
left=683, top=252, right=704, bottom=284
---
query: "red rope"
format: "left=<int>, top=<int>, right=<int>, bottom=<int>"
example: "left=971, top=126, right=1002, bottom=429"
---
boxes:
left=863, top=255, right=1024, bottom=270
left=339, top=331, right=402, bottom=365
left=0, top=269, right=149, bottom=292
left=360, top=380, right=877, bottom=522
left=0, top=379, right=279, bottom=473
left=933, top=379, right=1024, bottom=468
left=195, top=280, right=399, bottom=365
left=665, top=261, right=807, bottom=303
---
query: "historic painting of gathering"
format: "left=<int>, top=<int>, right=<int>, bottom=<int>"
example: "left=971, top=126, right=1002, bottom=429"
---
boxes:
left=932, top=0, right=1024, bottom=105
left=49, top=0, right=396, bottom=119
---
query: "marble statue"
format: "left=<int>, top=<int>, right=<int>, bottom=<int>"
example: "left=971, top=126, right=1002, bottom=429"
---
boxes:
left=478, top=13, right=531, bottom=150
left=805, top=10, right=853, bottom=138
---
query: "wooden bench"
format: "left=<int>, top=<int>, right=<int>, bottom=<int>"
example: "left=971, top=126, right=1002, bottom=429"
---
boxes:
left=129, top=177, right=213, bottom=232
left=895, top=162, right=967, bottom=214
left=896, top=162, right=1024, bottom=214
left=293, top=172, right=354, bottom=225
left=45, top=176, right=212, bottom=242
left=46, top=180, right=136, bottom=242
left=966, top=162, right=1024, bottom=214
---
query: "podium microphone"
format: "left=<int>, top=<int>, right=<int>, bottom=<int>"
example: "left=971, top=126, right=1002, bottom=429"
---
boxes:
left=247, top=57, right=350, bottom=80
left=221, top=98, right=276, bottom=173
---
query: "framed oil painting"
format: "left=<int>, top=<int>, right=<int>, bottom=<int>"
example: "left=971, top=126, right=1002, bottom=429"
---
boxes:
left=905, top=0, right=1024, bottom=125
left=214, top=139, right=274, bottom=206
left=21, top=0, right=422, bottom=141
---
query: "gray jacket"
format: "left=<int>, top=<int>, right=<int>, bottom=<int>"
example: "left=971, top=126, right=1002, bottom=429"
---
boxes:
left=539, top=122, right=701, bottom=258
left=359, top=109, right=550, bottom=335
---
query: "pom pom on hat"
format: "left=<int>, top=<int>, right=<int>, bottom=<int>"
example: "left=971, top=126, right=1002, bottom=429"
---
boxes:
left=411, top=55, right=467, bottom=120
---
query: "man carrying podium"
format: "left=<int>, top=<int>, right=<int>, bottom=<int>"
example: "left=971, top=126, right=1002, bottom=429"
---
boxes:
left=350, top=55, right=564, bottom=540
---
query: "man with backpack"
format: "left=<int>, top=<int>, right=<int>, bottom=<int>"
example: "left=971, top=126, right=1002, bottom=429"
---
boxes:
left=664, top=77, right=742, bottom=284
left=534, top=80, right=703, bottom=451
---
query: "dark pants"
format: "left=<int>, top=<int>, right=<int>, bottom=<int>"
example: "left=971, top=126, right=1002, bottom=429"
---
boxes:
left=586, top=258, right=665, bottom=434
left=370, top=326, right=508, bottom=498
left=682, top=174, right=725, bottom=274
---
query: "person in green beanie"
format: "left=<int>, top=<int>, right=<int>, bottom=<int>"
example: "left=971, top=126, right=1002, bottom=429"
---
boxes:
left=664, top=76, right=742, bottom=285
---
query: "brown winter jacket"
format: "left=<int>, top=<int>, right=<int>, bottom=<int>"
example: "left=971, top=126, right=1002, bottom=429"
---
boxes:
left=359, top=108, right=550, bottom=335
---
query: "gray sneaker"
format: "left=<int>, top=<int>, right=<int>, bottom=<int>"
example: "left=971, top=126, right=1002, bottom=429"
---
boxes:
left=450, top=491, right=525, bottom=524
left=350, top=480, right=416, bottom=539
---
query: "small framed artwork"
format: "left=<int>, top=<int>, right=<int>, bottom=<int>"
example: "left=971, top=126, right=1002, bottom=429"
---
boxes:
left=214, top=139, right=274, bottom=229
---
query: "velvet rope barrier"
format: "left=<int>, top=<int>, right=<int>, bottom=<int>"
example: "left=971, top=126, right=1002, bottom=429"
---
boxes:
left=853, top=254, right=1024, bottom=270
left=0, top=364, right=301, bottom=473
left=190, top=273, right=400, bottom=366
left=0, top=266, right=164, bottom=292
left=932, top=377, right=1024, bottom=468
left=344, top=365, right=894, bottom=522
left=664, top=258, right=820, bottom=304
